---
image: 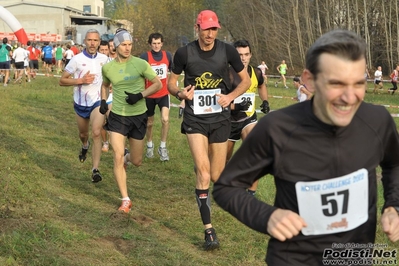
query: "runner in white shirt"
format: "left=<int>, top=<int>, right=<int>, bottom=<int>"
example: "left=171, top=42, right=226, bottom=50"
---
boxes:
left=373, top=66, right=383, bottom=93
left=59, top=29, right=108, bottom=183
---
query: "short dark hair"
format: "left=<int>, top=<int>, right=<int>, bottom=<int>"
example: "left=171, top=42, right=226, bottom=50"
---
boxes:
left=99, top=40, right=109, bottom=47
left=306, top=29, right=366, bottom=78
left=27, top=41, right=31, bottom=46
left=148, top=33, right=163, bottom=44
left=2, top=38, right=7, bottom=44
left=293, top=77, right=301, bottom=82
left=233, top=39, right=251, bottom=53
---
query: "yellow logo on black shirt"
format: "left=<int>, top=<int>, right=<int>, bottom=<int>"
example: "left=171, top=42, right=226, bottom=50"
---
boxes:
left=194, top=72, right=223, bottom=89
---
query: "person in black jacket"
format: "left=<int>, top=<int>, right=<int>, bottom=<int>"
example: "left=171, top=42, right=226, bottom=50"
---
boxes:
left=213, top=29, right=399, bottom=266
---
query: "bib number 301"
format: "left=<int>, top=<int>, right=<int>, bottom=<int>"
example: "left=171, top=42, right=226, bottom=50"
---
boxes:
left=193, top=89, right=222, bottom=115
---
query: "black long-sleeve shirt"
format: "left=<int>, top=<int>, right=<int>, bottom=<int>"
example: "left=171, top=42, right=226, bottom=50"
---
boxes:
left=213, top=99, right=399, bottom=265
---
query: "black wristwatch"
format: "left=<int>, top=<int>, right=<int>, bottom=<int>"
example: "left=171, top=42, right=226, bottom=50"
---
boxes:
left=175, top=91, right=182, bottom=101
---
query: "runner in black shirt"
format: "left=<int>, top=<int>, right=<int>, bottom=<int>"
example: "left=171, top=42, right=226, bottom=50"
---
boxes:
left=214, top=29, right=399, bottom=265
left=168, top=10, right=250, bottom=251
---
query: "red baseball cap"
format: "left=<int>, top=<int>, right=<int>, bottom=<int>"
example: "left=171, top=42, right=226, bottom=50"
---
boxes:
left=196, top=10, right=221, bottom=30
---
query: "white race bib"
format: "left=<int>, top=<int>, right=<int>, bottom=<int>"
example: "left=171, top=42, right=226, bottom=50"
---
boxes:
left=233, top=92, right=256, bottom=113
left=295, top=169, right=368, bottom=236
left=151, top=64, right=167, bottom=79
left=193, top=89, right=222, bottom=115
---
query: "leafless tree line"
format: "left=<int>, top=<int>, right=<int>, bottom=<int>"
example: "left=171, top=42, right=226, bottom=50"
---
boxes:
left=110, top=0, right=399, bottom=76
left=220, top=0, right=399, bottom=76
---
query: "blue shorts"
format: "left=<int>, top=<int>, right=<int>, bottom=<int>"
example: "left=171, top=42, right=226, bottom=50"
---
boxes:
left=44, top=58, right=53, bottom=65
left=74, top=101, right=101, bottom=119
left=0, top=61, right=10, bottom=70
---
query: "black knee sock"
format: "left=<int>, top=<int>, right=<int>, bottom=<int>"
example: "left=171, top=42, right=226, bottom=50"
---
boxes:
left=195, top=189, right=211, bottom=225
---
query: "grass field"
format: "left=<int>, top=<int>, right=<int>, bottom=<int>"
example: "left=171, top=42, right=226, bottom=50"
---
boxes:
left=0, top=74, right=398, bottom=266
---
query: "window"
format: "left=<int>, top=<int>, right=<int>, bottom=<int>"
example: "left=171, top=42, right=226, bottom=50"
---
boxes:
left=83, top=5, right=91, bottom=13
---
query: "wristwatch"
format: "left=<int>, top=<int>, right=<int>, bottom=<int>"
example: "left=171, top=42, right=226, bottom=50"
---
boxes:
left=175, top=91, right=182, bottom=101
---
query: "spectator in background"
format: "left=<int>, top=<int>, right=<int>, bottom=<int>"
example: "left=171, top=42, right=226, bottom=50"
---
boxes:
left=27, top=41, right=40, bottom=79
left=373, top=66, right=383, bottom=93
left=63, top=44, right=74, bottom=67
left=12, top=42, right=27, bottom=84
left=41, top=42, right=53, bottom=76
left=257, top=60, right=269, bottom=83
left=70, top=42, right=79, bottom=55
left=275, top=59, right=288, bottom=88
left=55, top=43, right=65, bottom=74
left=0, top=37, right=12, bottom=87
left=108, top=39, right=117, bottom=60
left=388, top=65, right=399, bottom=95
left=293, top=76, right=312, bottom=102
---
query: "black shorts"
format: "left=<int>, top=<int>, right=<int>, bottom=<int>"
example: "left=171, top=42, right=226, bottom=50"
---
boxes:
left=14, top=62, right=24, bottom=69
left=181, top=116, right=231, bottom=144
left=105, top=111, right=147, bottom=140
left=29, top=60, right=39, bottom=70
left=229, top=113, right=258, bottom=141
left=145, top=94, right=170, bottom=117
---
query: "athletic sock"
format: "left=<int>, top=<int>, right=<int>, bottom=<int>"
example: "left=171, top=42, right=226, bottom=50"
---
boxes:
left=147, top=141, right=153, bottom=148
left=195, top=189, right=211, bottom=225
left=160, top=141, right=166, bottom=148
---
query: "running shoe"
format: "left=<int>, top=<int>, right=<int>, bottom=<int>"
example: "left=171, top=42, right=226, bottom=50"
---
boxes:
left=274, top=82, right=278, bottom=88
left=118, top=199, right=132, bottom=213
left=102, top=141, right=109, bottom=152
left=284, top=85, right=289, bottom=89
left=91, top=168, right=102, bottom=183
left=79, top=141, right=90, bottom=163
left=146, top=145, right=154, bottom=158
left=158, top=147, right=169, bottom=161
left=204, top=228, right=220, bottom=251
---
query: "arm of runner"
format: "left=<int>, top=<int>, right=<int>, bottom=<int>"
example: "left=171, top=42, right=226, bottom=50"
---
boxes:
left=141, top=76, right=162, bottom=98
left=216, top=68, right=250, bottom=108
left=167, top=72, right=195, bottom=100
left=59, top=70, right=95, bottom=86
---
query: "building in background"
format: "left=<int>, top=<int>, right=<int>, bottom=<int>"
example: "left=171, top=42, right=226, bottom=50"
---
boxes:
left=0, top=0, right=131, bottom=44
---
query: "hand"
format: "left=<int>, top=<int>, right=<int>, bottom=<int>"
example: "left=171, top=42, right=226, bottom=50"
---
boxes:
left=81, top=70, right=96, bottom=84
left=260, top=100, right=270, bottom=114
left=267, top=209, right=307, bottom=241
left=99, top=99, right=108, bottom=114
left=234, top=99, right=252, bottom=112
left=125, top=91, right=143, bottom=105
left=381, top=207, right=399, bottom=242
